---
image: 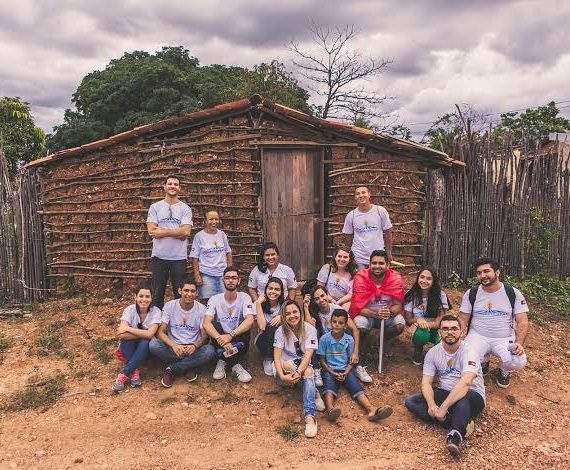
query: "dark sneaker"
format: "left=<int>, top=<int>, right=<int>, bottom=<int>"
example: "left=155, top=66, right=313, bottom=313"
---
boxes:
left=496, top=369, right=511, bottom=388
left=112, top=373, right=128, bottom=393
left=130, top=368, right=141, bottom=387
left=186, top=369, right=198, bottom=383
left=446, top=432, right=463, bottom=457
left=161, top=367, right=174, bottom=388
left=412, top=348, right=423, bottom=366
left=482, top=361, right=490, bottom=376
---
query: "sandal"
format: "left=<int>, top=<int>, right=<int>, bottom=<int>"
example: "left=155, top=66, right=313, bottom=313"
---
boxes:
left=326, top=407, right=342, bottom=423
left=368, top=405, right=393, bottom=422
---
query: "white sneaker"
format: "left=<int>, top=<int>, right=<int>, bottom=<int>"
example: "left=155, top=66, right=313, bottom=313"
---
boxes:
left=314, top=368, right=323, bottom=387
left=262, top=358, right=274, bottom=376
left=232, top=363, right=252, bottom=383
left=355, top=365, right=373, bottom=383
left=213, top=359, right=226, bottom=380
left=315, top=391, right=325, bottom=412
left=304, top=417, right=318, bottom=438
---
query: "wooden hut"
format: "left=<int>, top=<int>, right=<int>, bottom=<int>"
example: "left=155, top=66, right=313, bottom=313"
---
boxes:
left=25, top=95, right=460, bottom=294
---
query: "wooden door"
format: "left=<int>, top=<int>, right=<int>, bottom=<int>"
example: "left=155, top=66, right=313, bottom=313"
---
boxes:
left=262, top=148, right=323, bottom=281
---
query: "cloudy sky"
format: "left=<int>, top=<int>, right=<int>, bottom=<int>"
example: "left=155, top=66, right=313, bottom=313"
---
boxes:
left=1, top=0, right=569, bottom=140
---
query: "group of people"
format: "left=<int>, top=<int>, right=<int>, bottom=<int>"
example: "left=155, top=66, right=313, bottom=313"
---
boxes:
left=112, top=175, right=530, bottom=457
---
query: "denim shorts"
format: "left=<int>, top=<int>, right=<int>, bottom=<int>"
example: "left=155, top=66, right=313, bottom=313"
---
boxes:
left=322, top=368, right=364, bottom=399
left=198, top=273, right=224, bottom=299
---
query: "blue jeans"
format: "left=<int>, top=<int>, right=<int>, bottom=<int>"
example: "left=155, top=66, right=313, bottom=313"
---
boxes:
left=198, top=273, right=224, bottom=300
left=405, top=388, right=485, bottom=438
left=274, top=368, right=317, bottom=418
left=322, top=369, right=364, bottom=400
left=211, top=320, right=250, bottom=368
left=149, top=338, right=216, bottom=376
left=119, top=339, right=150, bottom=376
left=150, top=257, right=187, bottom=309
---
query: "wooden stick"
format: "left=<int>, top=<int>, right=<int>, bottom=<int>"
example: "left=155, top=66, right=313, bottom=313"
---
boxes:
left=378, top=319, right=385, bottom=374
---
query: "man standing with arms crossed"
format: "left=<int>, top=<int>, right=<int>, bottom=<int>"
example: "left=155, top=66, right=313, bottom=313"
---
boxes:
left=459, top=257, right=529, bottom=388
left=343, top=186, right=393, bottom=268
left=147, top=175, right=193, bottom=309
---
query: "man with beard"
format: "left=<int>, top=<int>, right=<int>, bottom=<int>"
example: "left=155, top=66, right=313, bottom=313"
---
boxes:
left=203, top=267, right=255, bottom=383
left=405, top=315, right=485, bottom=458
left=459, top=257, right=529, bottom=388
left=147, top=175, right=193, bottom=309
left=348, top=250, right=404, bottom=381
left=342, top=186, right=393, bottom=268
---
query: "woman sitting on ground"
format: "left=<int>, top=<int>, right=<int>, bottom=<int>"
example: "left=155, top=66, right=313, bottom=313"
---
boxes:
left=273, top=300, right=323, bottom=438
left=113, top=281, right=162, bottom=393
left=404, top=267, right=450, bottom=365
left=254, top=277, right=286, bottom=376
left=316, top=245, right=357, bottom=310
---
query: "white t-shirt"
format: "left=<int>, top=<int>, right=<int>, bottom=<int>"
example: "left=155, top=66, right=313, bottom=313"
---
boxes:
left=273, top=322, right=318, bottom=364
left=404, top=291, right=450, bottom=318
left=423, top=341, right=486, bottom=401
left=120, top=304, right=162, bottom=329
left=316, top=265, right=353, bottom=301
left=147, top=200, right=193, bottom=260
left=317, top=302, right=340, bottom=334
left=342, top=204, right=392, bottom=266
left=261, top=304, right=282, bottom=323
left=459, top=284, right=529, bottom=338
left=248, top=263, right=298, bottom=295
left=161, top=299, right=206, bottom=345
left=205, top=292, right=254, bottom=334
left=189, top=229, right=232, bottom=276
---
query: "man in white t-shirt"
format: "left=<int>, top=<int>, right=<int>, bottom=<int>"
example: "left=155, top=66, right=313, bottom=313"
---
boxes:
left=149, top=278, right=215, bottom=387
left=342, top=186, right=393, bottom=267
left=405, top=315, right=485, bottom=458
left=459, top=257, right=529, bottom=389
left=203, top=267, right=255, bottom=383
left=146, top=175, right=193, bottom=309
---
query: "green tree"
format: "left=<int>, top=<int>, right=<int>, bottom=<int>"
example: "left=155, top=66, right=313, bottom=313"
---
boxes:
left=494, top=101, right=570, bottom=147
left=48, top=47, right=313, bottom=151
left=0, top=97, right=46, bottom=176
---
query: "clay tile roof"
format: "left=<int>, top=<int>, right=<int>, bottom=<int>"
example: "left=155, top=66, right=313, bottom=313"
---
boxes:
left=26, top=95, right=462, bottom=168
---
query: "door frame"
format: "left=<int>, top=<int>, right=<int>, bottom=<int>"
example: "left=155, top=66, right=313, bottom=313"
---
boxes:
left=259, top=144, right=326, bottom=278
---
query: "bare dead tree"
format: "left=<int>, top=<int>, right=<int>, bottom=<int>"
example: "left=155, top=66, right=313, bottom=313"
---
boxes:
left=289, top=22, right=392, bottom=122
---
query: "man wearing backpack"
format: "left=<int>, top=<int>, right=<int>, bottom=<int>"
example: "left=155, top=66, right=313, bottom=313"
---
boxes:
left=342, top=186, right=393, bottom=268
left=458, top=258, right=529, bottom=388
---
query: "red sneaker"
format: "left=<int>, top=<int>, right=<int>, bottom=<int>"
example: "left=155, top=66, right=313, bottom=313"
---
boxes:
left=130, top=368, right=141, bottom=387
left=112, top=373, right=128, bottom=393
left=161, top=367, right=174, bottom=388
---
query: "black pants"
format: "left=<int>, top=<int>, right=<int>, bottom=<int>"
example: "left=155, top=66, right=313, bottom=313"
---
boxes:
left=405, top=388, right=485, bottom=438
left=150, top=257, right=186, bottom=309
left=255, top=325, right=278, bottom=358
left=212, top=321, right=250, bottom=368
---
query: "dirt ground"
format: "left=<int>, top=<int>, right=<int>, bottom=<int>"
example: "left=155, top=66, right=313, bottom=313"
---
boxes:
left=0, top=290, right=568, bottom=470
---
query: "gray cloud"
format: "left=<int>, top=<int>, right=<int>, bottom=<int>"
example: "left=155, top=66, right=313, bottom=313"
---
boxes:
left=0, top=0, right=568, bottom=138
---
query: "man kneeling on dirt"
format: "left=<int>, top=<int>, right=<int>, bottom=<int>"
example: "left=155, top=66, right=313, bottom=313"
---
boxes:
left=405, top=315, right=485, bottom=458
left=149, top=278, right=216, bottom=387
left=348, top=249, right=404, bottom=381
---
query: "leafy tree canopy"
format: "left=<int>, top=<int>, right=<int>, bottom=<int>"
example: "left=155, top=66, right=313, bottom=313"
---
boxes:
left=494, top=101, right=570, bottom=147
left=48, top=47, right=312, bottom=152
left=0, top=97, right=46, bottom=177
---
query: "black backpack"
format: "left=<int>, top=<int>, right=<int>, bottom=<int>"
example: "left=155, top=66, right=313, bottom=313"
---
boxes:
left=467, top=283, right=516, bottom=333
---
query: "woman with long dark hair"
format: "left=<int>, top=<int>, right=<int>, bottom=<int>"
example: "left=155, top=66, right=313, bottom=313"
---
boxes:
left=248, top=242, right=297, bottom=301
left=112, top=281, right=162, bottom=393
left=404, top=267, right=450, bottom=365
left=254, top=277, right=286, bottom=375
left=316, top=245, right=358, bottom=310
